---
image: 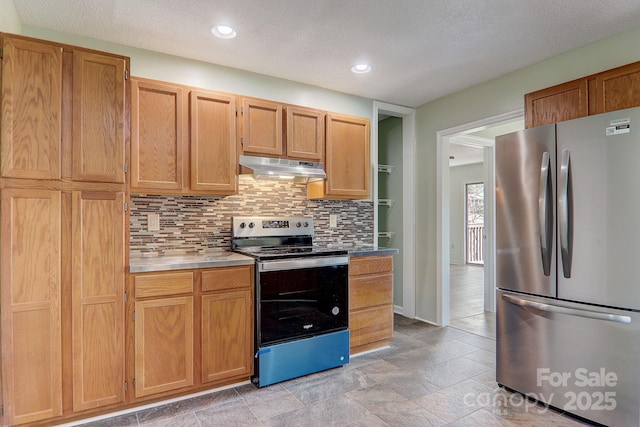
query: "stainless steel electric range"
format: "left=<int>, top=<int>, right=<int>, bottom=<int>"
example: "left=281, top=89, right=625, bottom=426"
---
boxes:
left=231, top=216, right=350, bottom=387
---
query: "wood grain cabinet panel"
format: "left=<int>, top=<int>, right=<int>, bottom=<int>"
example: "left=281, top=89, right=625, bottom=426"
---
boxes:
left=201, top=266, right=252, bottom=292
left=201, top=290, right=252, bottom=383
left=239, top=97, right=283, bottom=156
left=134, top=271, right=194, bottom=298
left=284, top=106, right=324, bottom=161
left=72, top=51, right=126, bottom=183
left=1, top=189, right=62, bottom=425
left=71, top=191, right=125, bottom=411
left=348, top=255, right=394, bottom=354
left=592, top=62, right=640, bottom=114
left=190, top=90, right=237, bottom=193
left=129, top=78, right=238, bottom=195
left=131, top=78, right=185, bottom=191
left=308, top=113, right=370, bottom=199
left=134, top=296, right=194, bottom=398
left=349, top=305, right=394, bottom=351
left=524, top=78, right=588, bottom=128
left=1, top=36, right=62, bottom=180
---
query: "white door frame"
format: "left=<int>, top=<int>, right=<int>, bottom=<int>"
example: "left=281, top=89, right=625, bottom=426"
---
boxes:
left=372, top=101, right=417, bottom=319
left=436, top=108, right=523, bottom=326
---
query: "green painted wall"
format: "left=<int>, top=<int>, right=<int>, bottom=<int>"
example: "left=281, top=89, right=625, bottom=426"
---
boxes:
left=414, top=26, right=640, bottom=322
left=0, top=0, right=21, bottom=34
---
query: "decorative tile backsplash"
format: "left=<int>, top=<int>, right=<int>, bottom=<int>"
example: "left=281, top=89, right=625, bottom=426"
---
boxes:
left=129, top=176, right=374, bottom=257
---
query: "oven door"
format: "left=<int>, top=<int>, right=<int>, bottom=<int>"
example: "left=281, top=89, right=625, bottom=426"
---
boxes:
left=257, top=256, right=349, bottom=347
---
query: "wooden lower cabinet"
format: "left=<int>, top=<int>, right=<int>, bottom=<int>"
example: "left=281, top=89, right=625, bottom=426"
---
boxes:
left=201, top=290, right=252, bottom=383
left=134, top=296, right=194, bottom=397
left=72, top=191, right=126, bottom=411
left=1, top=189, right=62, bottom=425
left=349, top=255, right=394, bottom=354
left=1, top=189, right=126, bottom=425
left=130, top=265, right=253, bottom=401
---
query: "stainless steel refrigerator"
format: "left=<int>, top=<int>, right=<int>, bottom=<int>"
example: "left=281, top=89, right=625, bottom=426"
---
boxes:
left=496, top=106, right=640, bottom=427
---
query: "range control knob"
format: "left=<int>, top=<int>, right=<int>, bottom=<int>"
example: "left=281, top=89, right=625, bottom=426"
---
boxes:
left=248, top=222, right=255, bottom=229
left=296, top=222, right=302, bottom=228
left=303, top=221, right=309, bottom=227
left=239, top=222, right=246, bottom=229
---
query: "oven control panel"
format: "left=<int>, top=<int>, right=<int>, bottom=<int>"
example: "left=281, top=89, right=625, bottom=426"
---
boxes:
left=233, top=216, right=314, bottom=237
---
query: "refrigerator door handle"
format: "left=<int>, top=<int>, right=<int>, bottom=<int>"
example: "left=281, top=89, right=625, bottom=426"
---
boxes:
left=502, top=293, right=631, bottom=324
left=559, top=149, right=573, bottom=278
left=538, top=151, right=553, bottom=276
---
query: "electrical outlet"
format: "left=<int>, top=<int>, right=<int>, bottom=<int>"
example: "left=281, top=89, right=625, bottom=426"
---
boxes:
left=329, top=214, right=337, bottom=228
left=147, top=213, right=160, bottom=231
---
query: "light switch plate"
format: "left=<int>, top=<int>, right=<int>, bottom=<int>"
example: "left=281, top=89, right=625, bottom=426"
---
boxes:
left=147, top=213, right=160, bottom=231
left=329, top=214, right=337, bottom=228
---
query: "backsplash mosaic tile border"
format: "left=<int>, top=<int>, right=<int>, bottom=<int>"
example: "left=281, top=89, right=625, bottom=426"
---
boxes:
left=130, top=176, right=374, bottom=257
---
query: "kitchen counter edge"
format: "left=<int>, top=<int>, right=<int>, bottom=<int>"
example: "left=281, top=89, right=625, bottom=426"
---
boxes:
left=347, top=247, right=399, bottom=257
left=129, top=252, right=255, bottom=273
left=129, top=248, right=399, bottom=273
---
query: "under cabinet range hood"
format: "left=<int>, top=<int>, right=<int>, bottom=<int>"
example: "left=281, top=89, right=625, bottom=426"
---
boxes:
left=239, top=155, right=326, bottom=182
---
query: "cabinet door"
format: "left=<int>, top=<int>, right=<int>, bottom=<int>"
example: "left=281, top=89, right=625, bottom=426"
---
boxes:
left=135, top=296, right=193, bottom=397
left=190, top=90, right=237, bottom=193
left=1, top=189, right=62, bottom=425
left=131, top=78, right=185, bottom=191
left=310, top=113, right=370, bottom=199
left=524, top=78, right=588, bottom=128
left=593, top=62, right=640, bottom=114
left=240, top=97, right=282, bottom=156
left=71, top=191, right=125, bottom=410
left=72, top=51, right=126, bottom=183
left=201, top=290, right=252, bottom=383
left=1, top=37, right=62, bottom=179
left=285, top=106, right=324, bottom=161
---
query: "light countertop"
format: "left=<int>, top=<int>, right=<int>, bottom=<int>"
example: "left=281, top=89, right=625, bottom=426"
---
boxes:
left=129, top=251, right=254, bottom=273
left=130, top=247, right=399, bottom=273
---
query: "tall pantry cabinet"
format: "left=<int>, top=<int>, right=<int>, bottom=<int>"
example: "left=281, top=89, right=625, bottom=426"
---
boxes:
left=0, top=34, right=128, bottom=425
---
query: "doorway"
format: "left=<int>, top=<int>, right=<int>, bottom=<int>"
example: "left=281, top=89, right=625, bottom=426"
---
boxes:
left=372, top=101, right=416, bottom=319
left=448, top=140, right=488, bottom=325
left=436, top=110, right=524, bottom=330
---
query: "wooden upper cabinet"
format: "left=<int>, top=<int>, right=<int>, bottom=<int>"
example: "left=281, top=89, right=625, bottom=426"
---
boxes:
left=72, top=50, right=126, bottom=183
left=240, top=97, right=283, bottom=156
left=284, top=106, right=324, bottom=161
left=308, top=113, right=370, bottom=199
left=592, top=62, right=640, bottom=114
left=190, top=90, right=237, bottom=194
left=524, top=78, right=588, bottom=128
left=525, top=60, right=640, bottom=127
left=1, top=36, right=62, bottom=180
left=131, top=78, right=185, bottom=191
left=1, top=189, right=62, bottom=425
left=71, top=191, right=125, bottom=411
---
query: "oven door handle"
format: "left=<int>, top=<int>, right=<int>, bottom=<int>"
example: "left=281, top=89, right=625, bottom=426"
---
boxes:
left=258, top=256, right=349, bottom=272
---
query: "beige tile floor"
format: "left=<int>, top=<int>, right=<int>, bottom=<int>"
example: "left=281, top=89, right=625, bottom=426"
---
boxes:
left=77, top=314, right=593, bottom=426
left=449, top=264, right=496, bottom=340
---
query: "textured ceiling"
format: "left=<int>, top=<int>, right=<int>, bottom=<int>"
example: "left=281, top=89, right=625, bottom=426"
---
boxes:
left=12, top=0, right=640, bottom=107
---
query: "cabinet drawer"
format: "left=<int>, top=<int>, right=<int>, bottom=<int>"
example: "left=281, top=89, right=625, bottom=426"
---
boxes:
left=134, top=272, right=194, bottom=298
left=349, top=255, right=393, bottom=277
left=350, top=274, right=392, bottom=311
left=201, top=266, right=252, bottom=292
left=349, top=305, right=393, bottom=349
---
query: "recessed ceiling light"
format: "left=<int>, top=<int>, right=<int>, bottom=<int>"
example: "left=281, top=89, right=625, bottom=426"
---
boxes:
left=211, top=25, right=236, bottom=39
left=351, top=64, right=371, bottom=74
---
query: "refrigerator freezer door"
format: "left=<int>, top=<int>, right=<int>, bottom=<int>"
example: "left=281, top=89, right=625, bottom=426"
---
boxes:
left=556, top=106, right=640, bottom=310
left=495, top=124, right=556, bottom=297
left=497, top=290, right=640, bottom=427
